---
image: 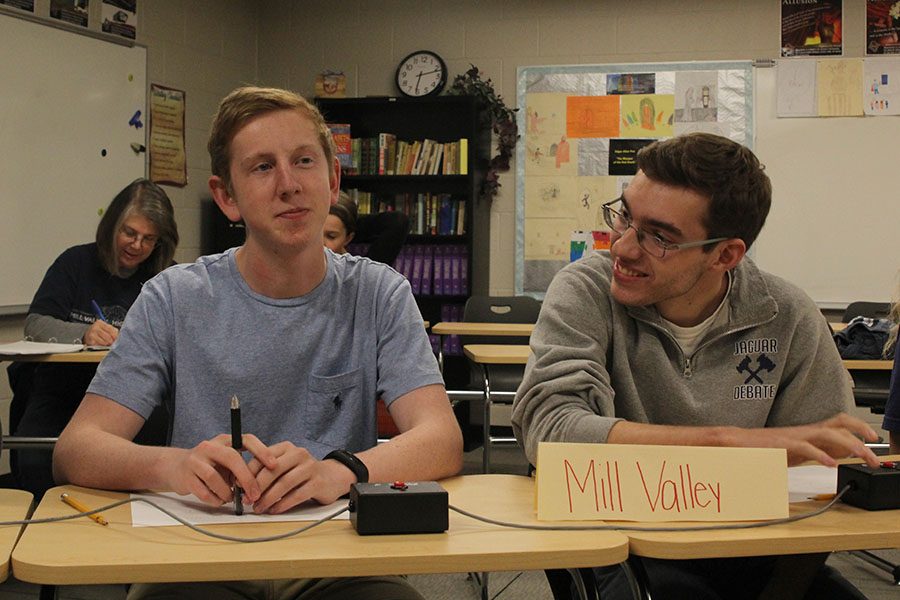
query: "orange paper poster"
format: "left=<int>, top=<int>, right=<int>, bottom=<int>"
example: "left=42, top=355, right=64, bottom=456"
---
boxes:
left=566, top=96, right=619, bottom=138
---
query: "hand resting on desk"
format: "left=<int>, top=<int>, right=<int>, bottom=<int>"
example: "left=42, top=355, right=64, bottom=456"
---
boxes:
left=608, top=413, right=880, bottom=468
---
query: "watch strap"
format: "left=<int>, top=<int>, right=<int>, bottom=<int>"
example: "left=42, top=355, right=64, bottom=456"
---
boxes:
left=324, top=449, right=369, bottom=484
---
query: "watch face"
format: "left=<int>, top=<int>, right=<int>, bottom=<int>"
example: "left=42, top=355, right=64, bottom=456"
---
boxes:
left=396, top=51, right=447, bottom=98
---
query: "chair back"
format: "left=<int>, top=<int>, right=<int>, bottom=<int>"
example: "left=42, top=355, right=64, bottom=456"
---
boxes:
left=461, top=295, right=541, bottom=393
left=842, top=301, right=890, bottom=323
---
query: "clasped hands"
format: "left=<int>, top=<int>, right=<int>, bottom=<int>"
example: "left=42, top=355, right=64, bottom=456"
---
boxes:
left=168, top=434, right=357, bottom=514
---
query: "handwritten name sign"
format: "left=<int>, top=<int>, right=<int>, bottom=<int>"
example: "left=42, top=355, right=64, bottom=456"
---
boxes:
left=536, top=443, right=788, bottom=522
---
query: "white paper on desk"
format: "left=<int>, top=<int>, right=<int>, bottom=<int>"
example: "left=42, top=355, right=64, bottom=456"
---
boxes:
left=130, top=491, right=349, bottom=527
left=0, top=340, right=84, bottom=355
left=787, top=465, right=837, bottom=503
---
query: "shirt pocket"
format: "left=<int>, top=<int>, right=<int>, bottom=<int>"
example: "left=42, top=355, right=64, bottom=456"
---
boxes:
left=305, top=368, right=362, bottom=446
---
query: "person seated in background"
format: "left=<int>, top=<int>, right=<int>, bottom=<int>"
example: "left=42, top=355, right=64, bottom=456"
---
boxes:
left=352, top=202, right=409, bottom=265
left=512, top=133, right=878, bottom=600
left=323, top=192, right=356, bottom=255
left=882, top=291, right=899, bottom=453
left=54, top=86, right=462, bottom=600
left=10, top=178, right=178, bottom=498
left=327, top=190, right=409, bottom=264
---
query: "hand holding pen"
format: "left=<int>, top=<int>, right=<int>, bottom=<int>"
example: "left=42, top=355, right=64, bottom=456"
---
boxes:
left=84, top=300, right=119, bottom=346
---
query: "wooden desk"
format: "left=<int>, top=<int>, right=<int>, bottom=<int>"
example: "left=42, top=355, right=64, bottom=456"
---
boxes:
left=843, top=359, right=892, bottom=371
left=11, top=476, right=628, bottom=587
left=431, top=322, right=533, bottom=373
left=843, top=359, right=893, bottom=415
left=623, top=457, right=900, bottom=561
left=462, top=345, right=531, bottom=473
left=0, top=490, right=33, bottom=582
left=0, top=351, right=107, bottom=364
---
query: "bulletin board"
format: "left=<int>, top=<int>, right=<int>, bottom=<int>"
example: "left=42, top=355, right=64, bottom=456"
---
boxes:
left=0, top=10, right=147, bottom=312
left=515, top=61, right=753, bottom=297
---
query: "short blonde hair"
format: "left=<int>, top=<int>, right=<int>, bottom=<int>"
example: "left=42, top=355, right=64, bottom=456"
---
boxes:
left=207, top=86, right=336, bottom=191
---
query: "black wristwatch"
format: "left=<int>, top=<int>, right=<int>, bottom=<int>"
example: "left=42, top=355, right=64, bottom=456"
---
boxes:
left=324, top=449, right=369, bottom=483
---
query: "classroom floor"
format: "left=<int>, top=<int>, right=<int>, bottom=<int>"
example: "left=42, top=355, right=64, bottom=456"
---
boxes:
left=1, top=440, right=898, bottom=599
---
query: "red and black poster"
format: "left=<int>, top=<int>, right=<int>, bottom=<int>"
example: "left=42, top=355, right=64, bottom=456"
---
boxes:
left=867, top=0, right=900, bottom=54
left=781, top=0, right=843, bottom=57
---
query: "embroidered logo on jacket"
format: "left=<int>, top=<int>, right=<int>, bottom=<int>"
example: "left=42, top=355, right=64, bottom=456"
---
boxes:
left=733, top=338, right=778, bottom=400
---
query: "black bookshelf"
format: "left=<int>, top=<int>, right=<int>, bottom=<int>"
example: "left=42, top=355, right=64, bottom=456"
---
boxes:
left=316, top=95, right=490, bottom=389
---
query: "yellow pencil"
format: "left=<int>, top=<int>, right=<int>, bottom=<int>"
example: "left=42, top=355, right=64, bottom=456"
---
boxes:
left=60, top=493, right=108, bottom=526
left=808, top=493, right=836, bottom=501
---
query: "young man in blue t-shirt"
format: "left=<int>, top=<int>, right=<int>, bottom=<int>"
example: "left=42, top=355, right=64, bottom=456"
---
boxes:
left=54, top=86, right=463, bottom=600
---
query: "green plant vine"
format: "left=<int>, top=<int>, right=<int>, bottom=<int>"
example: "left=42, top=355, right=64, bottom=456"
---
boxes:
left=447, top=65, right=518, bottom=201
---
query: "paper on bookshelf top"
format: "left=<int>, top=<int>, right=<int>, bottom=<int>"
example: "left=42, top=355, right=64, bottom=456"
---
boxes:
left=130, top=491, right=349, bottom=527
left=0, top=340, right=84, bottom=355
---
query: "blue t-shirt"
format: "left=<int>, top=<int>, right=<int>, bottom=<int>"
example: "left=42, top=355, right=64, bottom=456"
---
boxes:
left=89, top=248, right=443, bottom=456
left=882, top=350, right=900, bottom=433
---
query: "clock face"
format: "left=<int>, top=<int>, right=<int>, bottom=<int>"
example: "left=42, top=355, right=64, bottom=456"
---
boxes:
left=396, top=51, right=447, bottom=98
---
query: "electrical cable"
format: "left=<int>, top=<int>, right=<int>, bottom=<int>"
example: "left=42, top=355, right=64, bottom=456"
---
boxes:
left=0, top=485, right=851, bottom=543
left=0, top=497, right=348, bottom=543
left=448, top=485, right=851, bottom=533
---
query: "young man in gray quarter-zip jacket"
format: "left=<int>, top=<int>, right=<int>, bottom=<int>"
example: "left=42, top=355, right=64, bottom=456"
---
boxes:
left=512, top=133, right=879, bottom=600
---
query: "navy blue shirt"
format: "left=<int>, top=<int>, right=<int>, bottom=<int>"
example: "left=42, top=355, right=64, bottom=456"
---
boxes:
left=28, top=242, right=151, bottom=329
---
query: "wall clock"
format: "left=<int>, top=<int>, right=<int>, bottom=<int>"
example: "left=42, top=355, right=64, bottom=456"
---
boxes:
left=395, top=50, right=447, bottom=98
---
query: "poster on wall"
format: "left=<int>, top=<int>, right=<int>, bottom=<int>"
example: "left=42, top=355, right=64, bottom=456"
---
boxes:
left=50, top=0, right=89, bottom=27
left=149, top=84, right=187, bottom=187
left=516, top=62, right=753, bottom=296
left=781, top=0, right=843, bottom=57
left=0, top=0, right=34, bottom=11
left=866, top=0, right=900, bottom=54
left=101, top=0, right=136, bottom=39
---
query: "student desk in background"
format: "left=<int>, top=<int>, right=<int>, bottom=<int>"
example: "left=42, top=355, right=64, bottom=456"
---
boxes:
left=843, top=359, right=893, bottom=415
left=11, top=476, right=628, bottom=598
left=0, top=490, right=33, bottom=582
left=462, top=344, right=531, bottom=473
left=0, top=350, right=109, bottom=451
left=431, top=322, right=533, bottom=373
left=0, top=351, right=108, bottom=364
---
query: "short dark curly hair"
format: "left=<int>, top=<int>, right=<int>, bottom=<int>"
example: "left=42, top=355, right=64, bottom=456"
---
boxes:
left=636, top=133, right=772, bottom=250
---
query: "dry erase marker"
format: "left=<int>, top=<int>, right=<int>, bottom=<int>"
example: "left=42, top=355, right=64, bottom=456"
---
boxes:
left=60, top=492, right=108, bottom=526
left=231, top=394, right=243, bottom=516
left=90, top=299, right=108, bottom=323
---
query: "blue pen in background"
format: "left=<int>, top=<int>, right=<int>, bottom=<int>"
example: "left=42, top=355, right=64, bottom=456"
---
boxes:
left=90, top=300, right=108, bottom=323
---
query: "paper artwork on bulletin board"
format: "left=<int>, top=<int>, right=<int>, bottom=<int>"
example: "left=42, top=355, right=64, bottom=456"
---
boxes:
left=781, top=0, right=843, bottom=58
left=863, top=57, right=900, bottom=114
left=516, top=62, right=753, bottom=297
left=817, top=58, right=863, bottom=115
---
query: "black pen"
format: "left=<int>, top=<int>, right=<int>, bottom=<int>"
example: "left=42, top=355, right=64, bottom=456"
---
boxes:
left=230, top=394, right=243, bottom=516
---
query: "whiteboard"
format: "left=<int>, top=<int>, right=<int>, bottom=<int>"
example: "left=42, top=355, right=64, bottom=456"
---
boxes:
left=0, top=12, right=147, bottom=311
left=753, top=63, right=899, bottom=307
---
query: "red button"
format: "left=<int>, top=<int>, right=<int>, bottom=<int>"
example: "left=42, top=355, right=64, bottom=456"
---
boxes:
left=881, top=461, right=894, bottom=468
left=391, top=481, right=408, bottom=490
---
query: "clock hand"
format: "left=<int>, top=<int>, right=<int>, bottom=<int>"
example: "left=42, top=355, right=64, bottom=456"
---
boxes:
left=419, top=69, right=442, bottom=76
left=415, top=70, right=423, bottom=93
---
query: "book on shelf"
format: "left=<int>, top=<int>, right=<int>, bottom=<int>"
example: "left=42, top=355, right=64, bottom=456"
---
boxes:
left=327, top=124, right=352, bottom=173
left=377, top=133, right=397, bottom=175
left=459, top=138, right=468, bottom=175
left=420, top=246, right=433, bottom=295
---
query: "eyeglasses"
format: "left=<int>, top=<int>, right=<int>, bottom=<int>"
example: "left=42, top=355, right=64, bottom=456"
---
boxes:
left=119, top=225, right=158, bottom=249
left=601, top=198, right=727, bottom=259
